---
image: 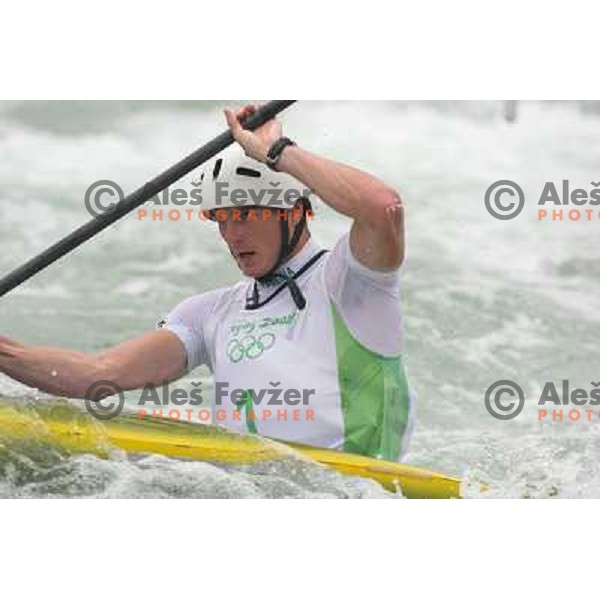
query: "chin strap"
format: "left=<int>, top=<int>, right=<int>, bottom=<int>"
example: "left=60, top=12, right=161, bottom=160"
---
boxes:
left=245, top=250, right=328, bottom=311
left=249, top=198, right=313, bottom=310
left=257, top=198, right=311, bottom=284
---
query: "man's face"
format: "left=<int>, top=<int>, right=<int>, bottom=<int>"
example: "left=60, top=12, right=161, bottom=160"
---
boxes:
left=217, top=207, right=291, bottom=278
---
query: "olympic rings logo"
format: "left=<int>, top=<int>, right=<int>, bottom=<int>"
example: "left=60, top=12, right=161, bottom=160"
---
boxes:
left=227, top=333, right=276, bottom=363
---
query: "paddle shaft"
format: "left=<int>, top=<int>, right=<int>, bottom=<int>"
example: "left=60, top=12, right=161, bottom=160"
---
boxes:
left=0, top=101, right=296, bottom=297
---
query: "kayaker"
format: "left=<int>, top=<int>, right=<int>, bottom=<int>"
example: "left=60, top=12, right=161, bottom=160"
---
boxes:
left=0, top=103, right=413, bottom=461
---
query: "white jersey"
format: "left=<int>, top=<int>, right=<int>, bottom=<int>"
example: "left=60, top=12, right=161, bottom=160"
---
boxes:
left=160, top=234, right=413, bottom=461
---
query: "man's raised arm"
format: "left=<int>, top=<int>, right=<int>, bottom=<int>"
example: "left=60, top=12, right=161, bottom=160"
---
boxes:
left=224, top=104, right=405, bottom=272
left=0, top=330, right=187, bottom=400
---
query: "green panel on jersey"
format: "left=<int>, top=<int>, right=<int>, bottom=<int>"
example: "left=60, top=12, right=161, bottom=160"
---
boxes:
left=331, top=302, right=410, bottom=461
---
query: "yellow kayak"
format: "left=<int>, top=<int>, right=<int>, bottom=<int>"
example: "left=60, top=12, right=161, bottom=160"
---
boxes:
left=0, top=398, right=467, bottom=498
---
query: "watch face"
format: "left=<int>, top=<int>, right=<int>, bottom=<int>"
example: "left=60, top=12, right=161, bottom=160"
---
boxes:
left=266, top=155, right=279, bottom=171
left=267, top=138, right=294, bottom=171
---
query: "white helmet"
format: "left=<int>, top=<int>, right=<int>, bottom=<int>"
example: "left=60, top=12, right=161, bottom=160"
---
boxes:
left=193, top=146, right=314, bottom=214
left=190, top=146, right=316, bottom=291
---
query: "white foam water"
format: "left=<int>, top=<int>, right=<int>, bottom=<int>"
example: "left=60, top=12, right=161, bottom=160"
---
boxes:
left=1, top=100, right=599, bottom=498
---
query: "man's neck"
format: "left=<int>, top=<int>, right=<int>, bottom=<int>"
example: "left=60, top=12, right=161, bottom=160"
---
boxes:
left=285, top=234, right=309, bottom=261
left=279, top=235, right=320, bottom=274
left=254, top=235, right=322, bottom=287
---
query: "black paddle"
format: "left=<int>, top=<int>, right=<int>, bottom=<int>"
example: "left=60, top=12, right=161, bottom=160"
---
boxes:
left=0, top=100, right=296, bottom=297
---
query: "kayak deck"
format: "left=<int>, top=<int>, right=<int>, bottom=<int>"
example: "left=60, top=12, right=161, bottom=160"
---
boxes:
left=0, top=398, right=466, bottom=498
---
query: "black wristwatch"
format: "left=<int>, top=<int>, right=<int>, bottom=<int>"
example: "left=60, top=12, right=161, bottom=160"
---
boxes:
left=266, top=137, right=296, bottom=171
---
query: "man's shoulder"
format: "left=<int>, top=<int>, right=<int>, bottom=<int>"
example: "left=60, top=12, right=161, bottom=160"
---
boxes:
left=159, top=281, right=248, bottom=327
left=325, top=231, right=403, bottom=281
left=176, top=281, right=247, bottom=311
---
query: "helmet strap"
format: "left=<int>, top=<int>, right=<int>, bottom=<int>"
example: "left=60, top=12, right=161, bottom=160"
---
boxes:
left=253, top=199, right=312, bottom=310
left=256, top=198, right=309, bottom=284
